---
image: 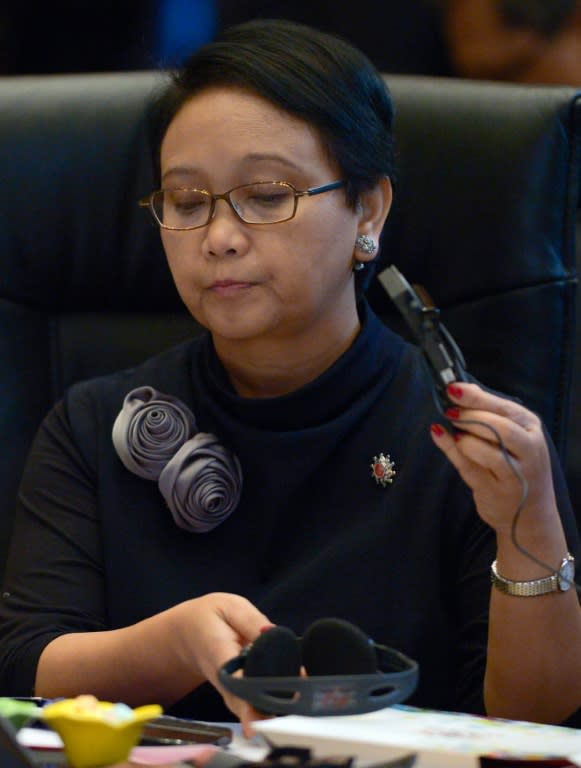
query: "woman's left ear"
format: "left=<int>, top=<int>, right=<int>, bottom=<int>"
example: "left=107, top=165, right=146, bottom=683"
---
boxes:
left=355, top=177, right=393, bottom=262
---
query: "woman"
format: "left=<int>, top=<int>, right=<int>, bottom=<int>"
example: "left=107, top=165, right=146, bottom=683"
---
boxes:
left=0, top=19, right=580, bottom=731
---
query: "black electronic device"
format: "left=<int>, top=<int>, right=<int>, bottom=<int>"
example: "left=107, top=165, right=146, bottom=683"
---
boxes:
left=0, top=716, right=63, bottom=767
left=378, top=265, right=469, bottom=414
left=141, top=715, right=232, bottom=746
left=219, top=618, right=419, bottom=717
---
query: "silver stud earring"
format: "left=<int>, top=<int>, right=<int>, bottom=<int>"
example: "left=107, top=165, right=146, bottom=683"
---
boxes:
left=355, top=234, right=377, bottom=255
left=353, top=261, right=366, bottom=272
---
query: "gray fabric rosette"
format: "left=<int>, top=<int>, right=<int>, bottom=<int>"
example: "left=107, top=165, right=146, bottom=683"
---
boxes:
left=159, top=433, right=243, bottom=533
left=112, top=386, right=197, bottom=480
left=112, top=386, right=242, bottom=532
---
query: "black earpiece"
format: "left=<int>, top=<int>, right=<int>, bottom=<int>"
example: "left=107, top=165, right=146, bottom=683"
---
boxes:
left=219, top=617, right=419, bottom=716
left=301, top=618, right=377, bottom=675
left=243, top=625, right=302, bottom=677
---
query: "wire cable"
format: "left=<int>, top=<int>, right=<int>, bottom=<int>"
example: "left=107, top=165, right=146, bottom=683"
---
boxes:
left=434, top=391, right=580, bottom=595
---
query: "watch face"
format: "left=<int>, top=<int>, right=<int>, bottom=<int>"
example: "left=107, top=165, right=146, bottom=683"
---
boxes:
left=558, top=558, right=575, bottom=591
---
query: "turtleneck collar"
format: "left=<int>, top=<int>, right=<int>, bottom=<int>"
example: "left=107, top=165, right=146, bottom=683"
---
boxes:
left=194, top=301, right=406, bottom=432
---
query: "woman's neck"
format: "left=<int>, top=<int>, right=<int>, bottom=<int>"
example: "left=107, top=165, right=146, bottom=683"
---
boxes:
left=213, top=312, right=362, bottom=399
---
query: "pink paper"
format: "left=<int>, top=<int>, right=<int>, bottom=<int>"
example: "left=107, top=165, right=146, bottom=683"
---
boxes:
left=129, top=743, right=219, bottom=765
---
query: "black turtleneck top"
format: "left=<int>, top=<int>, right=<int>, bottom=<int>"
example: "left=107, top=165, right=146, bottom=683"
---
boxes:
left=0, top=302, right=578, bottom=721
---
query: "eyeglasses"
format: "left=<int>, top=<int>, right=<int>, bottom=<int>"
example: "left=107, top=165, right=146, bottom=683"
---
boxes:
left=138, top=180, right=346, bottom=230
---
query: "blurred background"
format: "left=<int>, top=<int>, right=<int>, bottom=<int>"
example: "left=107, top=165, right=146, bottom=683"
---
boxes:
left=2, top=1, right=579, bottom=84
left=0, top=1, right=451, bottom=76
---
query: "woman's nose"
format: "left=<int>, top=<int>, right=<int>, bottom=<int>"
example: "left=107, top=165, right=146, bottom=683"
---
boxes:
left=210, top=195, right=244, bottom=224
left=203, top=198, right=247, bottom=256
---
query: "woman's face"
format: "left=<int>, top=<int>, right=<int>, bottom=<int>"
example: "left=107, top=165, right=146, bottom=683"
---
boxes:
left=159, top=87, right=372, bottom=349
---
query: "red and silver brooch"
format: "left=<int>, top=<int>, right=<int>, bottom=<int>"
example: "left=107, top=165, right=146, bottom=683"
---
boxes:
left=370, top=453, right=396, bottom=487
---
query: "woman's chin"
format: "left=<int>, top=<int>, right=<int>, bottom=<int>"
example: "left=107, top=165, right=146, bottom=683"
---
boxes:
left=201, top=310, right=277, bottom=343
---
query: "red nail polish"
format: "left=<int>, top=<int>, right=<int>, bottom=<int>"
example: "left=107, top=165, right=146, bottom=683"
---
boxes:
left=430, top=423, right=445, bottom=437
left=445, top=407, right=460, bottom=420
left=260, top=625, right=274, bottom=633
left=447, top=384, right=463, bottom=399
left=453, top=432, right=463, bottom=442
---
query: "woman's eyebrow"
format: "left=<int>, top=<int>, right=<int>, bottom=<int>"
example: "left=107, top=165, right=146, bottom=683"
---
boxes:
left=161, top=165, right=201, bottom=184
left=161, top=154, right=304, bottom=185
left=242, top=152, right=302, bottom=171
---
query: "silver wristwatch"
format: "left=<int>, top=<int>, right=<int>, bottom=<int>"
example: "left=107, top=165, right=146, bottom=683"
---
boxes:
left=490, top=554, right=575, bottom=596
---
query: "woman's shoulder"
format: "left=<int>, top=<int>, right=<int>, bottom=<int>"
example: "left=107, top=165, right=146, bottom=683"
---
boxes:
left=64, top=336, right=204, bottom=419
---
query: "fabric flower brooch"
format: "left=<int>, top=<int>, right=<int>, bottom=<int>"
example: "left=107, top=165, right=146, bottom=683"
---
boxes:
left=112, top=386, right=242, bottom=533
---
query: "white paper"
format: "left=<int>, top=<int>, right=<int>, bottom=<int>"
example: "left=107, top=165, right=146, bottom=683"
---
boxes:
left=255, top=705, right=581, bottom=767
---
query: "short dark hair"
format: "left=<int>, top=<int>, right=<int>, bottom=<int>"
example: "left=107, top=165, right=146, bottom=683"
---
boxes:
left=500, top=0, right=578, bottom=37
left=153, top=18, right=396, bottom=293
left=155, top=18, right=395, bottom=206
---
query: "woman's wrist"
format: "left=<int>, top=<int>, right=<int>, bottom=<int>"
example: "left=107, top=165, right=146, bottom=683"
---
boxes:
left=490, top=554, right=575, bottom=596
left=493, top=518, right=570, bottom=582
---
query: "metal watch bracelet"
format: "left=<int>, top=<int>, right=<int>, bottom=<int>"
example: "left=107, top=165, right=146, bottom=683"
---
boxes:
left=490, top=554, right=575, bottom=597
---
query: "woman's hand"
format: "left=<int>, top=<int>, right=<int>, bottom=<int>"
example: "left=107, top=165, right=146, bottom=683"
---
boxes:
left=37, top=591, right=271, bottom=736
left=168, top=592, right=273, bottom=735
left=430, top=383, right=581, bottom=723
left=429, top=382, right=558, bottom=536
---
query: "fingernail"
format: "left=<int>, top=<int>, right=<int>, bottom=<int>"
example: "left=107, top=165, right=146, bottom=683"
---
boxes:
left=453, top=432, right=463, bottom=442
left=447, top=384, right=463, bottom=399
left=260, top=625, right=274, bottom=633
left=430, top=423, right=445, bottom=437
left=445, top=407, right=460, bottom=420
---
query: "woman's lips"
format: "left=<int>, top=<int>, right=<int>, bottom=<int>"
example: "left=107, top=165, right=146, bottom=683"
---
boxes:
left=210, top=279, right=255, bottom=297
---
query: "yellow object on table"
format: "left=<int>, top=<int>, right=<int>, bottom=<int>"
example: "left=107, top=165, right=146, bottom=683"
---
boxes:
left=41, top=695, right=162, bottom=768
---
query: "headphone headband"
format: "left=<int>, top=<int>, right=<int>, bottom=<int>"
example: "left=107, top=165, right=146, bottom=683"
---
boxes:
left=219, top=641, right=419, bottom=716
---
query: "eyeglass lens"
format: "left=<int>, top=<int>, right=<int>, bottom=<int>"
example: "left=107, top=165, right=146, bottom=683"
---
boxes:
left=153, top=182, right=297, bottom=229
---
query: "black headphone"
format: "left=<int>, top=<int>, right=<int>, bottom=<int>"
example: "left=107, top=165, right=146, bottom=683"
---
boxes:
left=219, top=617, right=419, bottom=717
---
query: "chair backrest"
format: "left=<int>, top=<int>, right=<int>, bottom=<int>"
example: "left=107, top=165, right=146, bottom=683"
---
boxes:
left=369, top=75, right=580, bottom=509
left=0, top=72, right=580, bottom=580
left=370, top=76, right=581, bottom=448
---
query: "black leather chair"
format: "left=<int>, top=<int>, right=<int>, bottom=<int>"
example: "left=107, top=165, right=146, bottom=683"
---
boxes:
left=0, top=72, right=580, bottom=580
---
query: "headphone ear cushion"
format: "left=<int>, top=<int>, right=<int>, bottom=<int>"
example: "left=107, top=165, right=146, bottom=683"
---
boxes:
left=243, top=625, right=301, bottom=677
left=301, top=617, right=377, bottom=675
